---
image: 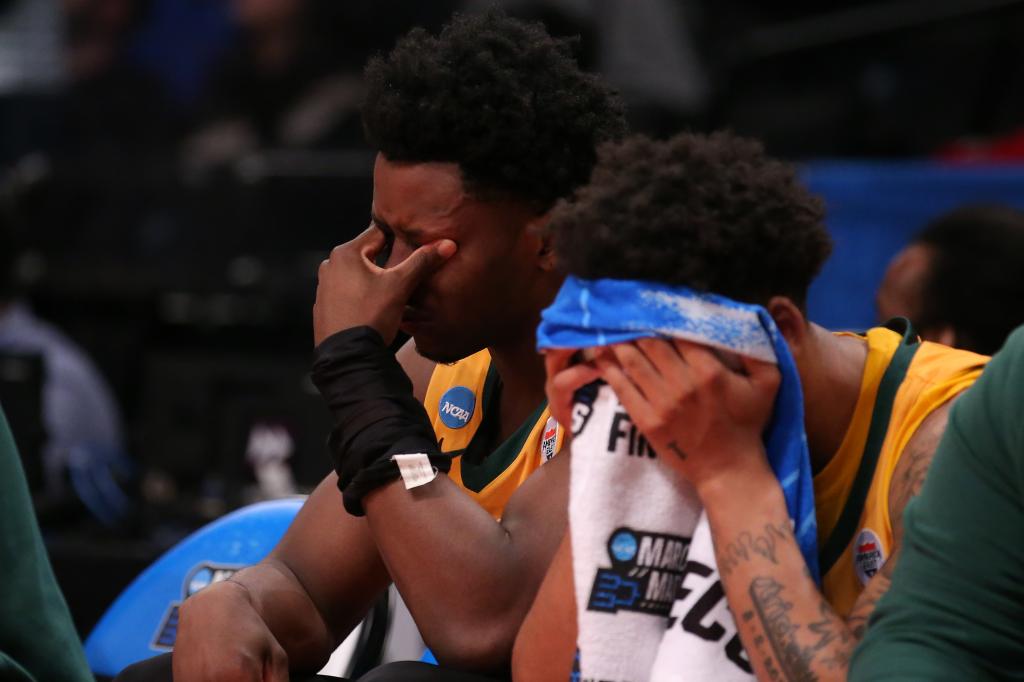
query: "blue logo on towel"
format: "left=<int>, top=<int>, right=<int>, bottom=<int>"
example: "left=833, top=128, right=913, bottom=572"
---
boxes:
left=588, top=527, right=690, bottom=616
left=439, top=386, right=475, bottom=429
left=610, top=530, right=638, bottom=562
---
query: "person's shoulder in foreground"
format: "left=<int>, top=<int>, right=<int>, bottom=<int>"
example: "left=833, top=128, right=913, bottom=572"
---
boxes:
left=850, top=326, right=1024, bottom=681
left=0, top=407, right=93, bottom=682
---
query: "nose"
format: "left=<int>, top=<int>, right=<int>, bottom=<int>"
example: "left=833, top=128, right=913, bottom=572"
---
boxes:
left=383, top=239, right=414, bottom=269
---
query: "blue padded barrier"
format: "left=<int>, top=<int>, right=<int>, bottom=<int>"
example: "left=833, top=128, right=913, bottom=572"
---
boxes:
left=801, top=162, right=1024, bottom=331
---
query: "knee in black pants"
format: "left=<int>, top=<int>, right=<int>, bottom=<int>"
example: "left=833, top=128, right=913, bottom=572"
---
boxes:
left=112, top=653, right=337, bottom=682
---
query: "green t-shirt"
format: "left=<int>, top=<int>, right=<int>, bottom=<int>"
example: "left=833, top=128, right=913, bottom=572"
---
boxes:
left=0, top=409, right=93, bottom=682
left=851, top=326, right=1024, bottom=681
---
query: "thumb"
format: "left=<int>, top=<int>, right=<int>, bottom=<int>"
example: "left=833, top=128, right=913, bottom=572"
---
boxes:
left=390, top=239, right=457, bottom=293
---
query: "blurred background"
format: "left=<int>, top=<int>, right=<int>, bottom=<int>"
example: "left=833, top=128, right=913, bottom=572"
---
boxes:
left=1, top=0, right=1023, bottom=640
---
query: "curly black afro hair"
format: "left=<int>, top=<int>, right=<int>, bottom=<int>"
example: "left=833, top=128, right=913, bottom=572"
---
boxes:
left=548, top=131, right=833, bottom=307
left=362, top=9, right=627, bottom=209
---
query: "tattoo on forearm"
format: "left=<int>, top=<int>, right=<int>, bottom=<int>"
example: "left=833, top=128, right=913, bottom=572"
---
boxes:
left=808, top=600, right=852, bottom=671
left=717, top=522, right=792, bottom=578
left=747, top=578, right=852, bottom=681
left=846, top=553, right=897, bottom=640
left=749, top=577, right=816, bottom=681
left=667, top=440, right=686, bottom=460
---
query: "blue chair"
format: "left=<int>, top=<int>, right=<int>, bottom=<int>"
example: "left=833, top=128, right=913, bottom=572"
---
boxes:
left=85, top=498, right=398, bottom=681
left=85, top=499, right=305, bottom=676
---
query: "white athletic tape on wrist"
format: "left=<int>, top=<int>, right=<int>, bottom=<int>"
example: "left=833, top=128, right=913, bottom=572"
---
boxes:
left=391, top=453, right=439, bottom=490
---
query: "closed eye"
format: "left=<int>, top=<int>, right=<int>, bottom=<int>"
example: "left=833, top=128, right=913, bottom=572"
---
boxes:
left=371, top=215, right=427, bottom=250
left=371, top=220, right=395, bottom=267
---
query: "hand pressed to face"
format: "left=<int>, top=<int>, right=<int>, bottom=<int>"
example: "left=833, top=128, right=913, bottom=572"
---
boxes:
left=543, top=348, right=601, bottom=428
left=313, top=227, right=456, bottom=347
left=593, top=338, right=781, bottom=494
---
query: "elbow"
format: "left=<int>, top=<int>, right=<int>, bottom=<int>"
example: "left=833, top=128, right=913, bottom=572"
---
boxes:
left=426, top=617, right=518, bottom=673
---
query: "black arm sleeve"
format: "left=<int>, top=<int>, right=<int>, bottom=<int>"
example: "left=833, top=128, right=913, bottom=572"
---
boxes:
left=311, top=326, right=451, bottom=515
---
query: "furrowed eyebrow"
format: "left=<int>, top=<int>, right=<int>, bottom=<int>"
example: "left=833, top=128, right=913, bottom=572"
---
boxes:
left=370, top=213, right=393, bottom=235
left=370, top=214, right=428, bottom=242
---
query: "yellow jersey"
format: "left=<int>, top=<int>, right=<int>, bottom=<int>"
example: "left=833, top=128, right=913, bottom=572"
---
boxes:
left=424, top=348, right=564, bottom=519
left=814, top=325, right=988, bottom=616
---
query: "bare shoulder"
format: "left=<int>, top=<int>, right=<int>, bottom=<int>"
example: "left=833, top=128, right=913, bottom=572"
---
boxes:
left=396, top=338, right=436, bottom=404
left=849, top=400, right=959, bottom=635
left=887, top=396, right=956, bottom=542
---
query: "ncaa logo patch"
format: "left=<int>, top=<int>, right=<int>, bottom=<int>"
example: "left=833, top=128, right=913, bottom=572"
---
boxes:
left=610, top=529, right=639, bottom=562
left=854, top=528, right=886, bottom=585
left=540, top=416, right=559, bottom=463
left=438, top=386, right=476, bottom=429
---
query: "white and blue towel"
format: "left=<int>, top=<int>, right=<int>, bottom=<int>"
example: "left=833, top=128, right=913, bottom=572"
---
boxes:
left=537, top=276, right=819, bottom=682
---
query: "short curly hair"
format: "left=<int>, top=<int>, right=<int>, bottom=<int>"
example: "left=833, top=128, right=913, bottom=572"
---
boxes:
left=548, top=132, right=833, bottom=307
left=362, top=9, right=627, bottom=209
left=913, top=204, right=1024, bottom=355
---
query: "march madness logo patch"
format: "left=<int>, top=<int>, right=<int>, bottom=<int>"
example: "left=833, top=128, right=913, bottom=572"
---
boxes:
left=540, top=416, right=559, bottom=462
left=587, top=527, right=690, bottom=617
left=854, top=528, right=886, bottom=585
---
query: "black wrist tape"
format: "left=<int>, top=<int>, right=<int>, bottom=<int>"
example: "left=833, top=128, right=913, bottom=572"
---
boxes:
left=311, top=326, right=451, bottom=515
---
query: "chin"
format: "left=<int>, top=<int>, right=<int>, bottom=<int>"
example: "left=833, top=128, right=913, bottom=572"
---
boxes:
left=412, top=333, right=480, bottom=365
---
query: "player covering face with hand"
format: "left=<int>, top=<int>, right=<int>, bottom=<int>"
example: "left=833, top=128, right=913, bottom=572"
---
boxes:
left=513, top=131, right=988, bottom=682
left=116, top=9, right=626, bottom=682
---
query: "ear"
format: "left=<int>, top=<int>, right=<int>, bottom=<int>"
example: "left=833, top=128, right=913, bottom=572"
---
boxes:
left=766, top=297, right=810, bottom=357
left=527, top=213, right=557, bottom=272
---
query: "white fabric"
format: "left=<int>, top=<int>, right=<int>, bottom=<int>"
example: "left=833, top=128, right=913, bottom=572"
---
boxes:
left=649, top=512, right=755, bottom=681
left=570, top=384, right=702, bottom=682
left=571, top=383, right=756, bottom=681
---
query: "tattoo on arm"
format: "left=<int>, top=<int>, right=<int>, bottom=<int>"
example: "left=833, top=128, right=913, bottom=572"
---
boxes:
left=748, top=578, right=852, bottom=682
left=889, top=402, right=951, bottom=541
left=718, top=522, right=793, bottom=578
left=846, top=548, right=898, bottom=639
left=888, top=444, right=932, bottom=531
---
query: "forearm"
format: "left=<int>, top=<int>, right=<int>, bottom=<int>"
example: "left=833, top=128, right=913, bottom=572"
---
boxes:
left=512, top=531, right=577, bottom=681
left=365, top=475, right=565, bottom=671
left=215, top=474, right=390, bottom=671
left=701, top=471, right=853, bottom=682
left=221, top=561, right=338, bottom=670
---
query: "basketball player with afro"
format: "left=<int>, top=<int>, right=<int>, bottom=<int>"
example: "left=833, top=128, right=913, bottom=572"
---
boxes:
left=116, top=10, right=625, bottom=682
left=515, top=132, right=989, bottom=681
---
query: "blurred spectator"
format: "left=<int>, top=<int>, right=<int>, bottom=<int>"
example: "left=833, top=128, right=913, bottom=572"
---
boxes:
left=0, top=203, right=126, bottom=513
left=876, top=204, right=1024, bottom=355
left=5, top=0, right=181, bottom=260
left=0, top=0, right=66, bottom=165
left=475, top=0, right=709, bottom=134
left=183, top=0, right=458, bottom=171
left=183, top=0, right=361, bottom=171
left=60, top=0, right=177, bottom=160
